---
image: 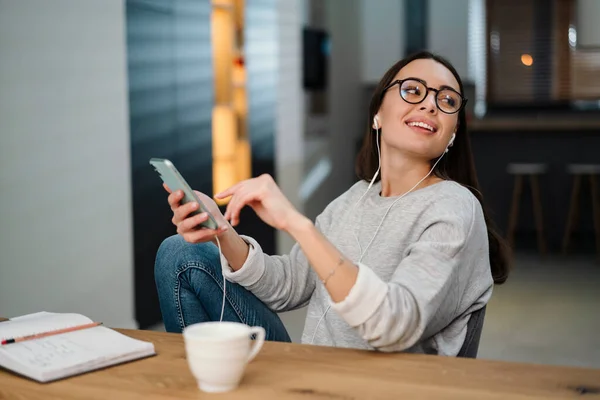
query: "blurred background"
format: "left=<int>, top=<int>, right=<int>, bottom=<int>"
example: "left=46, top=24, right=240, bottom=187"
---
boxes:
left=1, top=0, right=598, bottom=368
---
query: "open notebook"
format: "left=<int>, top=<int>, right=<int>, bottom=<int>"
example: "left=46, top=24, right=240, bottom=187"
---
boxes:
left=0, top=312, right=155, bottom=383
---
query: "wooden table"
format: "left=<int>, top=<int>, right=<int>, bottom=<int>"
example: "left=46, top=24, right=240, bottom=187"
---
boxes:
left=1, top=328, right=599, bottom=399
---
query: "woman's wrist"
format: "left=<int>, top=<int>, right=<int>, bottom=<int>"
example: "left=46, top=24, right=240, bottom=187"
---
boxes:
left=284, top=211, right=314, bottom=239
left=213, top=226, right=250, bottom=271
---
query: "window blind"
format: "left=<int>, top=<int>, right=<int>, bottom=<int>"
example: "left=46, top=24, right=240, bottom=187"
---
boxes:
left=473, top=0, right=600, bottom=107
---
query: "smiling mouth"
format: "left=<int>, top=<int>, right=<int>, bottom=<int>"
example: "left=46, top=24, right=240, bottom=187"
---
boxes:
left=406, top=121, right=437, bottom=133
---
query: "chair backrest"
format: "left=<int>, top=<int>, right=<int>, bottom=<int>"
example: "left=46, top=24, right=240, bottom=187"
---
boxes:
left=457, top=306, right=486, bottom=358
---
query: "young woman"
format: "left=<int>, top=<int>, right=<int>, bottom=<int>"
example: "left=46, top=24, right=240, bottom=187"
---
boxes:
left=154, top=51, right=510, bottom=356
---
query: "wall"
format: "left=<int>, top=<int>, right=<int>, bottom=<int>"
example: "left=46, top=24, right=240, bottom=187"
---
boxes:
left=360, top=0, right=404, bottom=84
left=274, top=0, right=306, bottom=342
left=577, top=0, right=600, bottom=47
left=571, top=0, right=600, bottom=99
left=428, top=0, right=470, bottom=80
left=273, top=0, right=364, bottom=342
left=304, top=0, right=364, bottom=219
left=468, top=0, right=487, bottom=116
left=303, top=0, right=406, bottom=225
left=360, top=0, right=471, bottom=84
left=0, top=0, right=136, bottom=328
left=275, top=0, right=305, bottom=255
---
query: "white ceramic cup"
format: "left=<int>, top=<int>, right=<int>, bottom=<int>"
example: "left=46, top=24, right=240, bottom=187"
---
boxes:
left=182, top=321, right=266, bottom=393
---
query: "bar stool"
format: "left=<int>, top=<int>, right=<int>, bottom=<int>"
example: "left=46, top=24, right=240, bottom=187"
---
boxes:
left=506, top=163, right=548, bottom=256
left=562, top=164, right=600, bottom=260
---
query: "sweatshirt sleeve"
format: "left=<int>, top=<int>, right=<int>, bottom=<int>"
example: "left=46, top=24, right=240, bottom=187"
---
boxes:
left=330, top=196, right=486, bottom=352
left=221, top=212, right=331, bottom=313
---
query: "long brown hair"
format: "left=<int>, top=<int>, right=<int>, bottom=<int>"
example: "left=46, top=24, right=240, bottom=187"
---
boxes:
left=355, top=51, right=511, bottom=284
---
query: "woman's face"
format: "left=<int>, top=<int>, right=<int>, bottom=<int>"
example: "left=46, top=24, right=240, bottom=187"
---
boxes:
left=376, top=58, right=461, bottom=160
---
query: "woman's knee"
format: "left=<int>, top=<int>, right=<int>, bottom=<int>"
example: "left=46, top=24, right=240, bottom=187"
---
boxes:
left=154, top=235, right=220, bottom=287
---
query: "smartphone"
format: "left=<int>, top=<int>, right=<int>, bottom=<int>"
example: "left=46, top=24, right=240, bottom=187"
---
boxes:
left=149, top=158, right=219, bottom=230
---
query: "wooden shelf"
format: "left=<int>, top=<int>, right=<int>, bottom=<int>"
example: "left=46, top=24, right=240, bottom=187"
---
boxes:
left=211, top=0, right=249, bottom=201
left=212, top=0, right=234, bottom=10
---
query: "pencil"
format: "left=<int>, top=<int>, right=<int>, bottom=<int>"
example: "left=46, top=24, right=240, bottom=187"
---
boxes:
left=1, top=322, right=103, bottom=345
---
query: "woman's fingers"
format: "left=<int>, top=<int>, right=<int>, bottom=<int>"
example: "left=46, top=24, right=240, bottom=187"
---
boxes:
left=178, top=212, right=209, bottom=233
left=179, top=215, right=229, bottom=244
left=215, top=181, right=244, bottom=200
left=224, top=189, right=245, bottom=224
left=228, top=190, right=261, bottom=227
left=218, top=178, right=266, bottom=226
left=183, top=227, right=220, bottom=244
left=172, top=201, right=199, bottom=225
left=223, top=185, right=245, bottom=221
left=167, top=189, right=184, bottom=211
left=164, top=184, right=229, bottom=243
left=228, top=195, right=246, bottom=226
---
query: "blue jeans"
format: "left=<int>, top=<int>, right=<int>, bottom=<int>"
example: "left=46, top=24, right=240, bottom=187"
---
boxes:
left=154, top=235, right=291, bottom=342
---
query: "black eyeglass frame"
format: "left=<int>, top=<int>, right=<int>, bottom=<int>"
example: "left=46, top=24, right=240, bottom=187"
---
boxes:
left=381, top=78, right=468, bottom=114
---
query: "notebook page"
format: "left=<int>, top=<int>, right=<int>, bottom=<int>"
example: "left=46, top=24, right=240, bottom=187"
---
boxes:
left=9, top=312, right=54, bottom=322
left=1, top=326, right=154, bottom=373
left=0, top=313, right=92, bottom=342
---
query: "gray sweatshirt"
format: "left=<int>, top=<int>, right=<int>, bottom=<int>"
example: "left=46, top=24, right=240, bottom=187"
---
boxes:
left=222, top=179, right=493, bottom=355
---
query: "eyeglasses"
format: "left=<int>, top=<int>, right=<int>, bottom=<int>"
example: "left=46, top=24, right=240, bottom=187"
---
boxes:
left=382, top=78, right=467, bottom=114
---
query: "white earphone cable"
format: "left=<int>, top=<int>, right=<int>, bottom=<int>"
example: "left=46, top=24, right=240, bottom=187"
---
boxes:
left=355, top=125, right=382, bottom=255
left=214, top=235, right=226, bottom=322
left=367, top=125, right=382, bottom=191
left=357, top=149, right=446, bottom=264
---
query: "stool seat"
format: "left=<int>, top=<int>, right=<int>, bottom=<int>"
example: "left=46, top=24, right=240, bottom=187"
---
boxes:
left=566, top=164, right=600, bottom=175
left=507, top=163, right=548, bottom=175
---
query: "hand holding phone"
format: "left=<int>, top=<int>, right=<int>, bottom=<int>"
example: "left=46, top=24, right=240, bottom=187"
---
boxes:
left=150, top=158, right=228, bottom=242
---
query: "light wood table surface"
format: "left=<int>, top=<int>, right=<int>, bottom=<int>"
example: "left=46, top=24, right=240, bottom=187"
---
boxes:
left=1, top=327, right=599, bottom=399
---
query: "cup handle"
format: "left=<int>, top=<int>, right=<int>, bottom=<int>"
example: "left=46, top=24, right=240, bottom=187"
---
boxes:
left=247, top=326, right=266, bottom=363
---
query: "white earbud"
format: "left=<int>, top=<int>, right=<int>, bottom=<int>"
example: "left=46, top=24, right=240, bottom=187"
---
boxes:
left=445, top=133, right=456, bottom=153
left=449, top=132, right=456, bottom=146
left=367, top=116, right=382, bottom=190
